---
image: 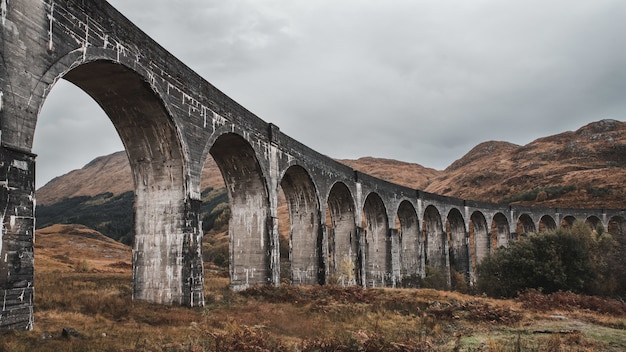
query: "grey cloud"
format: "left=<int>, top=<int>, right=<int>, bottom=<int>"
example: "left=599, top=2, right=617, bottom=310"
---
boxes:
left=33, top=0, right=626, bottom=187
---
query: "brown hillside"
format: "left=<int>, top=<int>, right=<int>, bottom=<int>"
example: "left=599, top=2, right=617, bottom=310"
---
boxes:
left=426, top=119, right=626, bottom=208
left=35, top=224, right=131, bottom=272
left=337, top=157, right=440, bottom=190
left=37, top=119, right=626, bottom=209
left=36, top=152, right=226, bottom=206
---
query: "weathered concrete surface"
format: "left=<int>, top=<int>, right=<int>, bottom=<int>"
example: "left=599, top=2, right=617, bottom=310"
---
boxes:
left=1, top=0, right=624, bottom=331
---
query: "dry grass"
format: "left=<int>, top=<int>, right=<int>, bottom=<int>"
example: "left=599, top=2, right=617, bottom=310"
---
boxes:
left=3, top=226, right=626, bottom=351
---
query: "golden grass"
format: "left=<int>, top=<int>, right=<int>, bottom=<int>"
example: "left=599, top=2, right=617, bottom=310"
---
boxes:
left=3, top=226, right=625, bottom=351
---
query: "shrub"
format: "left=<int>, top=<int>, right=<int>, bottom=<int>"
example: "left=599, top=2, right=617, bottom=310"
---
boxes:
left=476, top=221, right=595, bottom=297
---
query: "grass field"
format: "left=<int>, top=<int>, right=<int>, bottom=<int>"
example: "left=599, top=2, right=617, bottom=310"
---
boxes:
left=2, top=225, right=625, bottom=351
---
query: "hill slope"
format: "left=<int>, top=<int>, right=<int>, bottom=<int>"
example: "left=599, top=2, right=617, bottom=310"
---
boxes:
left=425, top=119, right=626, bottom=208
left=37, top=119, right=626, bottom=210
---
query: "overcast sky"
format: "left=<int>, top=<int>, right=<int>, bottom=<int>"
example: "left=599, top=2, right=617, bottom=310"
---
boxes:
left=33, top=0, right=626, bottom=189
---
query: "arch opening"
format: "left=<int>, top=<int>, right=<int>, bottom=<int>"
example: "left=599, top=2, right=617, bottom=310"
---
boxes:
left=362, top=193, right=390, bottom=287
left=539, top=215, right=557, bottom=233
left=279, top=166, right=322, bottom=286
left=516, top=214, right=536, bottom=237
left=210, top=133, right=271, bottom=290
left=490, top=213, right=510, bottom=249
left=469, top=212, right=489, bottom=275
left=561, top=215, right=577, bottom=230
left=39, top=60, right=199, bottom=306
left=326, top=183, right=358, bottom=286
left=585, top=216, right=602, bottom=231
left=423, top=205, right=447, bottom=274
left=397, top=201, right=420, bottom=286
left=446, top=209, right=468, bottom=283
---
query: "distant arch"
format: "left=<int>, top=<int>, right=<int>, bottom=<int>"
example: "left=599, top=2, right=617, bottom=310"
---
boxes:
left=362, top=193, right=390, bottom=287
left=608, top=216, right=626, bottom=237
left=326, top=182, right=358, bottom=286
left=470, top=211, right=489, bottom=266
left=491, top=212, right=510, bottom=249
left=396, top=201, right=420, bottom=285
left=446, top=208, right=468, bottom=280
left=561, top=215, right=577, bottom=229
left=423, top=205, right=446, bottom=271
left=280, top=165, right=322, bottom=285
left=585, top=216, right=602, bottom=231
left=539, top=215, right=557, bottom=232
left=516, top=214, right=536, bottom=236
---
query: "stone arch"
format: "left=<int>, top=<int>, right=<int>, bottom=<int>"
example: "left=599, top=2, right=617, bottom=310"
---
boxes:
left=279, top=165, right=322, bottom=285
left=396, top=200, right=420, bottom=285
left=470, top=211, right=489, bottom=267
left=423, top=205, right=446, bottom=271
left=446, top=208, right=468, bottom=280
left=39, top=60, right=199, bottom=306
left=608, top=216, right=626, bottom=237
left=362, top=193, right=390, bottom=287
left=326, top=182, right=358, bottom=286
left=585, top=215, right=602, bottom=231
left=561, top=215, right=577, bottom=229
left=490, top=213, right=510, bottom=249
left=210, top=133, right=272, bottom=290
left=516, top=213, right=536, bottom=236
left=539, top=215, right=557, bottom=232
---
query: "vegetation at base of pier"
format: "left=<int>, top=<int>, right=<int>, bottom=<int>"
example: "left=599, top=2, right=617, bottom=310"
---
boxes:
left=2, top=225, right=626, bottom=351
left=476, top=220, right=626, bottom=299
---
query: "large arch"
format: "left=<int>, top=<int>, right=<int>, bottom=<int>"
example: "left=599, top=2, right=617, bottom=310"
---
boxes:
left=280, top=165, right=322, bottom=285
left=326, top=182, right=358, bottom=286
left=491, top=213, right=510, bottom=249
left=362, top=193, right=390, bottom=287
left=58, top=61, right=202, bottom=306
left=446, top=208, right=468, bottom=280
left=210, top=133, right=271, bottom=290
left=397, top=201, right=420, bottom=284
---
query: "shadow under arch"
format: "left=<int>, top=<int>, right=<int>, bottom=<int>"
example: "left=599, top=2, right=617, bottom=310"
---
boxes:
left=362, top=192, right=390, bottom=287
left=326, top=182, right=358, bottom=286
left=423, top=205, right=446, bottom=272
left=539, top=215, right=557, bottom=232
left=280, top=165, right=322, bottom=286
left=469, top=211, right=489, bottom=268
left=516, top=213, right=536, bottom=237
left=446, top=208, right=468, bottom=281
left=396, top=200, right=420, bottom=285
left=491, top=212, right=510, bottom=249
left=43, top=60, right=201, bottom=306
left=209, top=133, right=272, bottom=290
left=585, top=215, right=602, bottom=231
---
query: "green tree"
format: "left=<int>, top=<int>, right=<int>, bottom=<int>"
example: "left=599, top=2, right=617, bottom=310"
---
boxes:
left=477, top=222, right=596, bottom=298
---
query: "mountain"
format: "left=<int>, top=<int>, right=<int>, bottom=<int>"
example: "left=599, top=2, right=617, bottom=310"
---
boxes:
left=425, top=119, right=626, bottom=208
left=37, top=119, right=626, bottom=211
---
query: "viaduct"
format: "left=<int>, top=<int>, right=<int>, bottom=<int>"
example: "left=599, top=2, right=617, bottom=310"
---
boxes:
left=1, top=0, right=625, bottom=331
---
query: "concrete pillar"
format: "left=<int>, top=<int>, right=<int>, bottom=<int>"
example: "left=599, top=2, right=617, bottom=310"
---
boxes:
left=389, top=228, right=401, bottom=288
left=132, top=189, right=204, bottom=307
left=0, top=146, right=36, bottom=331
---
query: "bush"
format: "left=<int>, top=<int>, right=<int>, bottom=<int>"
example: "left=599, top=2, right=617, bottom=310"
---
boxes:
left=476, top=221, right=596, bottom=297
